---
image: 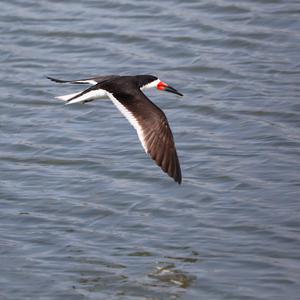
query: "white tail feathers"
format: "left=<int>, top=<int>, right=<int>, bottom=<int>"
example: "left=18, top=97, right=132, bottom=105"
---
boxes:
left=55, top=89, right=107, bottom=105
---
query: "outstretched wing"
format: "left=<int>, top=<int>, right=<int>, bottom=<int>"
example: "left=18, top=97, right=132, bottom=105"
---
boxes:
left=47, top=75, right=119, bottom=85
left=107, top=90, right=182, bottom=184
left=47, top=75, right=119, bottom=104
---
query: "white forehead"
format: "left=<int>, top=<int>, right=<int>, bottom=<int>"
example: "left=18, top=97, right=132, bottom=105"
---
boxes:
left=141, top=78, right=160, bottom=90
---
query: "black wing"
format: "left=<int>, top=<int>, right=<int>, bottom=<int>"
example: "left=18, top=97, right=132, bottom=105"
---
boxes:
left=108, top=89, right=182, bottom=184
left=47, top=75, right=119, bottom=84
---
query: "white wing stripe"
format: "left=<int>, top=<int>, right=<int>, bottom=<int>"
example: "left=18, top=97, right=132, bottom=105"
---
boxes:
left=107, top=92, right=148, bottom=153
left=65, top=89, right=108, bottom=104
left=56, top=91, right=84, bottom=102
left=74, top=80, right=98, bottom=85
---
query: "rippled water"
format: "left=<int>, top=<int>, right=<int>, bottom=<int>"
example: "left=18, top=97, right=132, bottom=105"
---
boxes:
left=1, top=0, right=300, bottom=299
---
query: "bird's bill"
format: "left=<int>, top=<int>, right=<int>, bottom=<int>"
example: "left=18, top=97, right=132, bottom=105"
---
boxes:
left=164, top=85, right=183, bottom=96
left=157, top=81, right=183, bottom=96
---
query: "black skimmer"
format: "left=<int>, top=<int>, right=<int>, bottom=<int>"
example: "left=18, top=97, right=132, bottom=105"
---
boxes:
left=47, top=74, right=183, bottom=184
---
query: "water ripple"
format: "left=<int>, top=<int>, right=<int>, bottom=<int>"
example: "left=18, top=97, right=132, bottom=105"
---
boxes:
left=1, top=0, right=300, bottom=299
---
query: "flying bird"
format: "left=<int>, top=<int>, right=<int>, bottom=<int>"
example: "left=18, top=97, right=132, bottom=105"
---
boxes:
left=47, top=74, right=183, bottom=184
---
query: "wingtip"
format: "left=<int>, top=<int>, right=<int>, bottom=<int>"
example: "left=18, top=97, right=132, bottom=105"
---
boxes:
left=174, top=171, right=182, bottom=184
left=47, top=76, right=66, bottom=83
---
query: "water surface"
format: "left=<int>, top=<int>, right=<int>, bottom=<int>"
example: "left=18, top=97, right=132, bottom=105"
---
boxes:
left=1, top=0, right=300, bottom=299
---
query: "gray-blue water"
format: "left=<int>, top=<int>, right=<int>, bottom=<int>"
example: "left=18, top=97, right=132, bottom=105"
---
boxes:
left=1, top=1, right=300, bottom=299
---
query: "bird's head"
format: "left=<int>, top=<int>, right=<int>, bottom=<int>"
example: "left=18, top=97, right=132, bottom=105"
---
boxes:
left=138, top=75, right=183, bottom=96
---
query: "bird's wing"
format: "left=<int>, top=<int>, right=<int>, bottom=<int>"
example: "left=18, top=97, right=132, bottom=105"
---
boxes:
left=47, top=75, right=119, bottom=85
left=49, top=76, right=118, bottom=104
left=63, top=83, right=108, bottom=104
left=107, top=90, right=182, bottom=184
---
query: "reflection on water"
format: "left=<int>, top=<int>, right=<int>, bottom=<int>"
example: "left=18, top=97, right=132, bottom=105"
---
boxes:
left=150, top=263, right=197, bottom=288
